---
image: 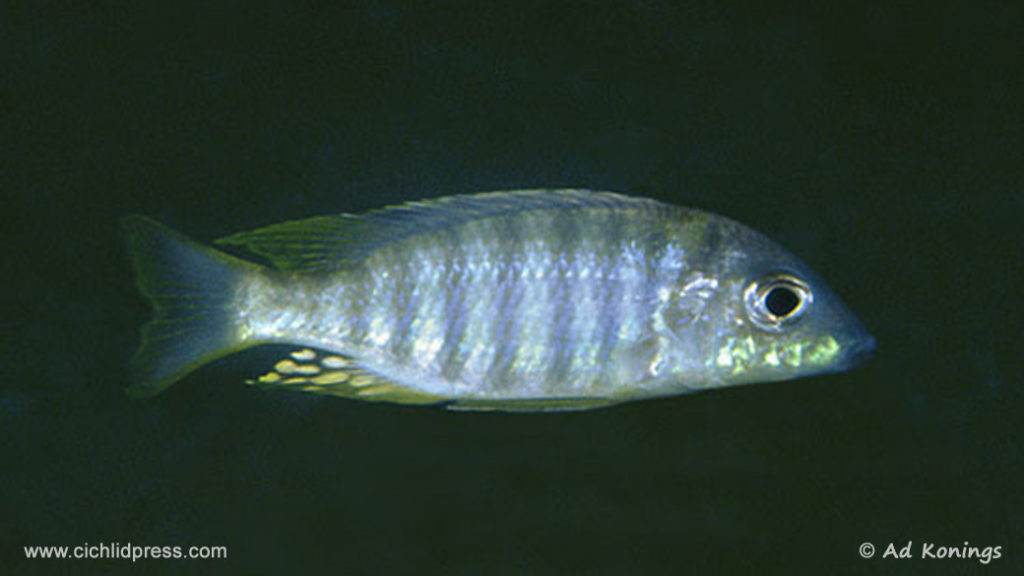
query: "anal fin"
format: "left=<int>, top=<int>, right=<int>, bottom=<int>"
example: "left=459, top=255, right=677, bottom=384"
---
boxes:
left=248, top=349, right=446, bottom=406
left=249, top=349, right=621, bottom=412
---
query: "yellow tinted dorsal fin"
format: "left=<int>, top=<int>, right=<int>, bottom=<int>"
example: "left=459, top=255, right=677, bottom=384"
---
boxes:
left=247, top=349, right=446, bottom=406
left=214, top=190, right=653, bottom=272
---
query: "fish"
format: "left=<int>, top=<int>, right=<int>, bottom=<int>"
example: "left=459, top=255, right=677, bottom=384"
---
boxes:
left=121, top=189, right=875, bottom=412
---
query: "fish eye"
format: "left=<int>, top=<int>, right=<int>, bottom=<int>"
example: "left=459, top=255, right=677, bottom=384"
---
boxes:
left=744, top=275, right=812, bottom=330
left=765, top=285, right=800, bottom=317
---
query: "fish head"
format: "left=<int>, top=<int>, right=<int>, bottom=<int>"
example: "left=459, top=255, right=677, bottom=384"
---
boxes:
left=670, top=216, right=876, bottom=389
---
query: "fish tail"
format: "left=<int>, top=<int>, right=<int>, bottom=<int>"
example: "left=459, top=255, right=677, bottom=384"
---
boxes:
left=121, top=216, right=257, bottom=397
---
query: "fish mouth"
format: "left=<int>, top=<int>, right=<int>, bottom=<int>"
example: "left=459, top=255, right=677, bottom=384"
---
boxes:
left=841, top=332, right=876, bottom=370
left=854, top=334, right=877, bottom=363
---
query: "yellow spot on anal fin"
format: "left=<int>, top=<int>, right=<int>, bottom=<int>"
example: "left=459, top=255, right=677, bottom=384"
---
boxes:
left=275, top=359, right=298, bottom=373
left=321, top=356, right=350, bottom=369
left=250, top=371, right=312, bottom=388
left=291, top=349, right=317, bottom=361
left=275, top=359, right=321, bottom=375
left=311, top=371, right=350, bottom=385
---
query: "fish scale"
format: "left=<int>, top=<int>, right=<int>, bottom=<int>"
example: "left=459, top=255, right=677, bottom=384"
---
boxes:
left=357, top=206, right=632, bottom=397
left=121, top=189, right=875, bottom=411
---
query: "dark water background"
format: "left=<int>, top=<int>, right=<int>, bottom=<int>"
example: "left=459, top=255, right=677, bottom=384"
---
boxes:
left=4, top=2, right=1020, bottom=574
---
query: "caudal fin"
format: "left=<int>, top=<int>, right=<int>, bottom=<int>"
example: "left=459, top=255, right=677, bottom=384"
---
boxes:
left=121, top=216, right=258, bottom=397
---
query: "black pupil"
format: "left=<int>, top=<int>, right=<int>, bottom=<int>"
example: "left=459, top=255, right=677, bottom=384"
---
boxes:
left=765, top=286, right=800, bottom=318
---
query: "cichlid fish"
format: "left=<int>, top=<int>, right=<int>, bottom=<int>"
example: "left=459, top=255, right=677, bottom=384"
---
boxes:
left=122, top=189, right=874, bottom=411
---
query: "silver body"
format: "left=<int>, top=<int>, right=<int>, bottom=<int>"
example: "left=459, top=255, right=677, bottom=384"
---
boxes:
left=232, top=191, right=872, bottom=404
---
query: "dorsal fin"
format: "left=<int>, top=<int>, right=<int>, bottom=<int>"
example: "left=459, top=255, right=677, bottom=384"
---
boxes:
left=215, top=189, right=656, bottom=272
